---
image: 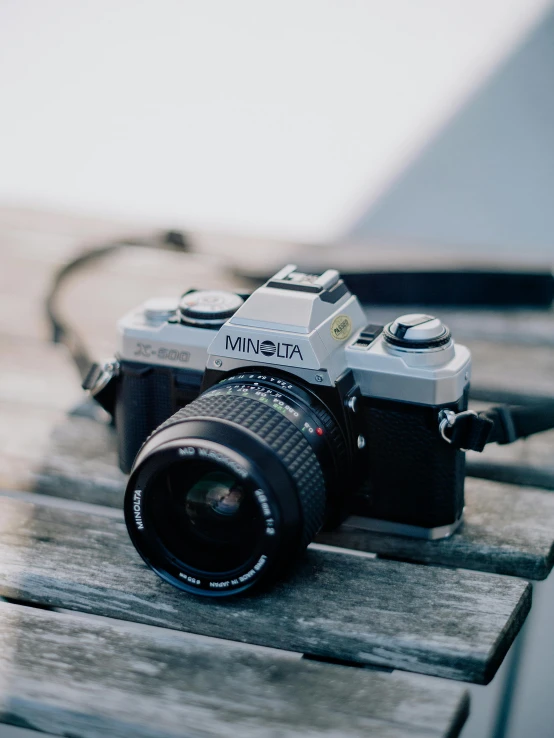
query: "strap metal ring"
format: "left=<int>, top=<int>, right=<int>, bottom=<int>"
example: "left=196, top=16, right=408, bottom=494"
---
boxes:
left=438, top=409, right=478, bottom=449
left=89, top=359, right=120, bottom=397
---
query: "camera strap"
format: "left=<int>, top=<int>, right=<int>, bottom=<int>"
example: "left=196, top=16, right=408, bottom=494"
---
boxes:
left=244, top=270, right=554, bottom=309
left=439, top=403, right=554, bottom=452
left=46, top=230, right=191, bottom=381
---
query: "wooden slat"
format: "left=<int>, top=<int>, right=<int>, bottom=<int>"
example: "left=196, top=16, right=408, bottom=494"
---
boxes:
left=0, top=337, right=82, bottom=410
left=0, top=493, right=530, bottom=684
left=319, top=477, right=554, bottom=580
left=0, top=601, right=469, bottom=738
left=468, top=339, right=554, bottom=400
left=12, top=409, right=554, bottom=581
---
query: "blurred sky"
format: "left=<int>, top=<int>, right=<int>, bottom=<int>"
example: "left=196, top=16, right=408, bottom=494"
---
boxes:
left=0, top=0, right=552, bottom=242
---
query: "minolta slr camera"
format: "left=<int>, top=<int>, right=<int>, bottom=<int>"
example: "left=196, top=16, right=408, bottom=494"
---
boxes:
left=87, top=265, right=471, bottom=596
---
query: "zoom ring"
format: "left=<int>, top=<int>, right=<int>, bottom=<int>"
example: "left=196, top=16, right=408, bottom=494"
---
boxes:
left=154, top=393, right=327, bottom=550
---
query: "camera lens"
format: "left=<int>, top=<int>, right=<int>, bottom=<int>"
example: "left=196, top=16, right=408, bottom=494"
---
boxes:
left=124, top=372, right=346, bottom=596
left=145, top=463, right=265, bottom=576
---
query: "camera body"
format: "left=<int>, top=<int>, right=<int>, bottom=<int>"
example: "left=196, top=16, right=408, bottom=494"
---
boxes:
left=113, top=265, right=470, bottom=539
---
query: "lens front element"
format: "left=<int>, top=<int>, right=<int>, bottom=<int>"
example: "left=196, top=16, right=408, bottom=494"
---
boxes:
left=187, top=470, right=245, bottom=520
left=152, top=461, right=265, bottom=574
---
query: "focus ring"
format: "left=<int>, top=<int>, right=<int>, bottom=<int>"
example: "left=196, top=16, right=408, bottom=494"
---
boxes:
left=152, top=393, right=327, bottom=550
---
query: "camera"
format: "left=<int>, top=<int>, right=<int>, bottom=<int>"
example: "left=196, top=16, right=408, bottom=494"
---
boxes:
left=89, top=265, right=471, bottom=596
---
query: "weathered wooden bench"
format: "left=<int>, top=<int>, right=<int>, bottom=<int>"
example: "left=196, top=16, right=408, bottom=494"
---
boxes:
left=1, top=207, right=554, bottom=737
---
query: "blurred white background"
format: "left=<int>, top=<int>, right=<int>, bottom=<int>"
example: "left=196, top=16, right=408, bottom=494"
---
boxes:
left=0, top=0, right=552, bottom=244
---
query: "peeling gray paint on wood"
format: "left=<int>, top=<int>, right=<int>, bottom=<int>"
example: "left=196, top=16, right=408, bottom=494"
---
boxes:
left=0, top=495, right=530, bottom=684
left=0, top=601, right=469, bottom=738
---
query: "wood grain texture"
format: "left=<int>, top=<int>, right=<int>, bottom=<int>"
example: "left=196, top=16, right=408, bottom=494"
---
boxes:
left=0, top=601, right=469, bottom=738
left=16, top=410, right=554, bottom=581
left=468, top=340, right=554, bottom=400
left=320, top=477, right=554, bottom=580
left=0, top=494, right=531, bottom=684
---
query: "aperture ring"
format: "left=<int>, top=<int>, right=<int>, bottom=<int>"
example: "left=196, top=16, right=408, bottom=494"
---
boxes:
left=209, top=372, right=348, bottom=481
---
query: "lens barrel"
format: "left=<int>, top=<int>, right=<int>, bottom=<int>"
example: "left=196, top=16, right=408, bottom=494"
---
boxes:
left=124, top=372, right=346, bottom=596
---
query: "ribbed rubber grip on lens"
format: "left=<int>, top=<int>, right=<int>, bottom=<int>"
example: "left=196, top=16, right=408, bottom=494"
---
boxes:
left=152, top=393, right=327, bottom=550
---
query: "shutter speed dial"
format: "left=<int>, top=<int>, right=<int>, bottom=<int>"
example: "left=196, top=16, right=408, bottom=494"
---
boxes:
left=179, top=290, right=244, bottom=328
left=384, top=314, right=451, bottom=350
